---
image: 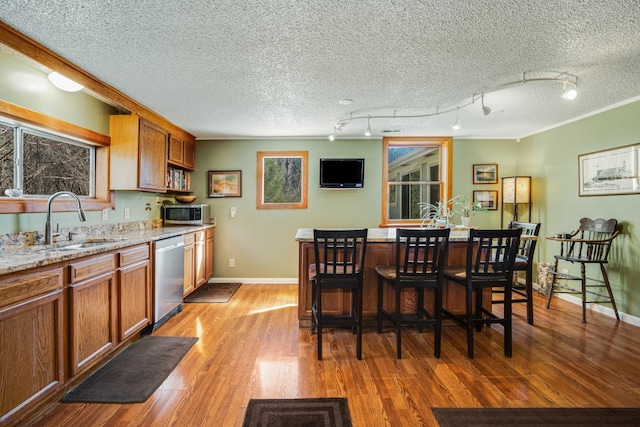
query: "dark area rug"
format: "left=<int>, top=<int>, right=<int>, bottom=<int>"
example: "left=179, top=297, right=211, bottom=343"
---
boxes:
left=432, top=407, right=640, bottom=426
left=184, top=282, right=241, bottom=303
left=61, top=336, right=198, bottom=403
left=242, top=398, right=352, bottom=427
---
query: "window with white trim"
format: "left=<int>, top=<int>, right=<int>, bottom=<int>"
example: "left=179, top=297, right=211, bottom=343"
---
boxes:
left=0, top=118, right=95, bottom=197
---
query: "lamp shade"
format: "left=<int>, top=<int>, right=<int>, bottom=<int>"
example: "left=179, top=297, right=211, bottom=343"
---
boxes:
left=502, top=176, right=531, bottom=204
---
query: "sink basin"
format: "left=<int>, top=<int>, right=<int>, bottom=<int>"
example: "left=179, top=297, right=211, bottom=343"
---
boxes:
left=57, top=241, right=110, bottom=250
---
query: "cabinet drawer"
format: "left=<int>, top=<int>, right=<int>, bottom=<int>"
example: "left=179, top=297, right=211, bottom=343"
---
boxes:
left=183, top=232, right=195, bottom=245
left=119, top=244, right=150, bottom=266
left=195, top=230, right=205, bottom=242
left=69, top=254, right=116, bottom=283
left=206, top=227, right=214, bottom=240
left=0, top=267, right=64, bottom=309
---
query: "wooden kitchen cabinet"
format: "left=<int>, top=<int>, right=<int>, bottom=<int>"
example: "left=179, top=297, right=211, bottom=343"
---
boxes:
left=110, top=114, right=168, bottom=192
left=117, top=244, right=152, bottom=342
left=205, top=227, right=214, bottom=279
left=194, top=230, right=207, bottom=287
left=0, top=267, right=64, bottom=425
left=68, top=254, right=117, bottom=377
left=183, top=227, right=214, bottom=297
left=183, top=232, right=195, bottom=296
left=168, top=135, right=196, bottom=171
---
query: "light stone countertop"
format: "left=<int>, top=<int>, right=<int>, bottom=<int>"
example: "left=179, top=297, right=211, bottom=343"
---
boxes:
left=294, top=227, right=470, bottom=242
left=0, top=225, right=214, bottom=276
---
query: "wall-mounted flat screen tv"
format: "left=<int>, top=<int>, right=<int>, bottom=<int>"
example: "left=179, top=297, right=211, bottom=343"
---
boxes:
left=319, top=158, right=365, bottom=189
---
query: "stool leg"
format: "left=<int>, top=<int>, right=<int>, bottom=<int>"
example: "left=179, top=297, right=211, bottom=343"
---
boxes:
left=546, top=258, right=560, bottom=309
left=377, top=276, right=384, bottom=333
left=396, top=284, right=402, bottom=359
left=317, top=282, right=323, bottom=360
left=580, top=263, right=587, bottom=323
left=600, top=264, right=620, bottom=321
left=525, top=267, right=534, bottom=325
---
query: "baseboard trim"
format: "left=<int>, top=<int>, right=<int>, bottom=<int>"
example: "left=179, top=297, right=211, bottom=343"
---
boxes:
left=536, top=284, right=640, bottom=327
left=208, top=277, right=298, bottom=285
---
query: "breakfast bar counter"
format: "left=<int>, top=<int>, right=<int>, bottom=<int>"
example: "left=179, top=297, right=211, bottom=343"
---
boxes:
left=295, top=227, right=475, bottom=325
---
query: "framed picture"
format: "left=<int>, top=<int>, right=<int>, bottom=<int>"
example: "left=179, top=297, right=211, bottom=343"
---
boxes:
left=257, top=151, right=308, bottom=209
left=473, top=190, right=498, bottom=210
left=579, top=144, right=640, bottom=196
left=208, top=170, right=242, bottom=197
left=473, top=164, right=498, bottom=184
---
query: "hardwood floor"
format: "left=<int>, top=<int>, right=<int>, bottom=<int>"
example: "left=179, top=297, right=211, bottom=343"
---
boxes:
left=26, top=284, right=640, bottom=427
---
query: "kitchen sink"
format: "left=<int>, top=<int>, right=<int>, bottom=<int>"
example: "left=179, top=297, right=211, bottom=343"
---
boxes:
left=57, top=241, right=110, bottom=250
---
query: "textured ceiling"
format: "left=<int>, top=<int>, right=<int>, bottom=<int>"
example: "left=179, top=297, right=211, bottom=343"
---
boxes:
left=1, top=1, right=640, bottom=140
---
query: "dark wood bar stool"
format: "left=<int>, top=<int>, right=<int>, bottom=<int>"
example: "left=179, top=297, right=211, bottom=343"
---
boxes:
left=376, top=228, right=450, bottom=359
left=309, top=229, right=368, bottom=360
left=493, top=222, right=540, bottom=325
left=443, top=228, right=522, bottom=358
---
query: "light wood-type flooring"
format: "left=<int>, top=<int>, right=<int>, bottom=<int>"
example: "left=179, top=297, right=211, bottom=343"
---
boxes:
left=26, top=284, right=640, bottom=426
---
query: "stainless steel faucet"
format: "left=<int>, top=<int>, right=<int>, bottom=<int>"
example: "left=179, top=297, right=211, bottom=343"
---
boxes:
left=45, top=191, right=88, bottom=244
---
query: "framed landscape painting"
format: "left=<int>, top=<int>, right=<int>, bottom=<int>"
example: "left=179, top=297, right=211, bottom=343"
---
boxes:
left=473, top=164, right=498, bottom=184
left=257, top=151, right=308, bottom=209
left=208, top=170, right=242, bottom=197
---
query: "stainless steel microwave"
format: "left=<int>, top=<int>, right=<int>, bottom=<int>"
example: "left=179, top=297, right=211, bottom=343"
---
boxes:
left=163, top=204, right=211, bottom=225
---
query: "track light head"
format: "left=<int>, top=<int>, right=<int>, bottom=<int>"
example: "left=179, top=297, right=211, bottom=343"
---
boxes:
left=364, top=116, right=372, bottom=137
left=452, top=107, right=461, bottom=130
left=561, top=81, right=577, bottom=100
left=481, top=94, right=492, bottom=116
left=328, top=134, right=335, bottom=142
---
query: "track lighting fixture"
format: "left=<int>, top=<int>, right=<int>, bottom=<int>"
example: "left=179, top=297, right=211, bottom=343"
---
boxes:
left=364, top=116, right=372, bottom=136
left=561, top=81, right=578, bottom=100
left=481, top=94, right=492, bottom=116
left=330, top=70, right=579, bottom=136
left=328, top=133, right=335, bottom=142
left=452, top=108, right=461, bottom=130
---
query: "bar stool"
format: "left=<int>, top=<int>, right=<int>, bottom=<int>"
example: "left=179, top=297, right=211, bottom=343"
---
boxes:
left=376, top=228, right=450, bottom=359
left=443, top=228, right=522, bottom=358
left=309, top=229, right=368, bottom=360
left=493, top=222, right=540, bottom=325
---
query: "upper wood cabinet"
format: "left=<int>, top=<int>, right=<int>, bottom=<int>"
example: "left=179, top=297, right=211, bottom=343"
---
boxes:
left=168, top=135, right=196, bottom=171
left=110, top=114, right=168, bottom=192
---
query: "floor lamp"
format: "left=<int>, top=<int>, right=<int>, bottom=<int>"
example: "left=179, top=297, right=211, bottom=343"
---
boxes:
left=501, top=176, right=531, bottom=227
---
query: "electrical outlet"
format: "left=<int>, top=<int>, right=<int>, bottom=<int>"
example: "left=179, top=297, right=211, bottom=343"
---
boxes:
left=101, top=208, right=108, bottom=221
left=229, top=258, right=235, bottom=268
left=156, top=196, right=161, bottom=205
left=124, top=207, right=130, bottom=219
left=230, top=206, right=237, bottom=218
left=562, top=268, right=569, bottom=275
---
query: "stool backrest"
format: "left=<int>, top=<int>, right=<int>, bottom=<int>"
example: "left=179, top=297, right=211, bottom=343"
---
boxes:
left=466, top=228, right=522, bottom=282
left=394, top=228, right=450, bottom=282
left=313, top=229, right=368, bottom=285
left=508, top=221, right=541, bottom=263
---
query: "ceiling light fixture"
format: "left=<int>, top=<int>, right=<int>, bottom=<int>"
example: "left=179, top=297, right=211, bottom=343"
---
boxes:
left=364, top=116, right=372, bottom=137
left=48, top=71, right=84, bottom=92
left=481, top=94, right=492, bottom=116
left=452, top=108, right=461, bottom=130
left=330, top=70, right=578, bottom=135
left=561, top=81, right=578, bottom=100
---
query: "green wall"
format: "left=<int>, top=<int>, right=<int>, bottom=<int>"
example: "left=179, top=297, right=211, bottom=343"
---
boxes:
left=519, top=100, right=640, bottom=317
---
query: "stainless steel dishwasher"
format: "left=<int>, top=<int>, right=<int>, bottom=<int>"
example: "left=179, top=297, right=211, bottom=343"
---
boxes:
left=151, top=235, right=185, bottom=329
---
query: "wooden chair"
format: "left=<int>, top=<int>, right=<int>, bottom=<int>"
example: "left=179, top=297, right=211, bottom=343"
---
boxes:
left=309, top=229, right=368, bottom=360
left=546, top=218, right=620, bottom=323
left=375, top=228, right=450, bottom=359
left=492, top=222, right=541, bottom=325
left=443, top=228, right=522, bottom=358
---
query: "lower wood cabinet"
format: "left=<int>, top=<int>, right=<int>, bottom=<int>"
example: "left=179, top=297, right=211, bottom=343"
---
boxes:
left=0, top=267, right=64, bottom=425
left=183, top=227, right=215, bottom=297
left=68, top=254, right=117, bottom=377
left=117, top=244, right=152, bottom=341
left=183, top=233, right=195, bottom=296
